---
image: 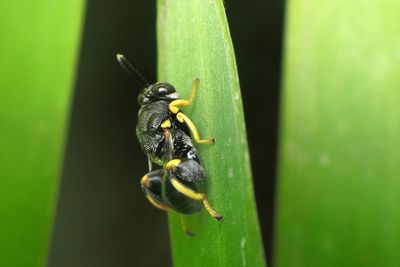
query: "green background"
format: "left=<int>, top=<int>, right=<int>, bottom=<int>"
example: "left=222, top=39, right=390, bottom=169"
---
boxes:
left=0, top=1, right=85, bottom=266
left=275, top=0, right=400, bottom=266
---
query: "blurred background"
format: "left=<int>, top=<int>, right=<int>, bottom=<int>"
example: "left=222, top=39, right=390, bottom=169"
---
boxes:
left=48, top=0, right=283, bottom=266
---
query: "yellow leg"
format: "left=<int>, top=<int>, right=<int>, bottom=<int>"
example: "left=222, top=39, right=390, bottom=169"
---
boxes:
left=176, top=112, right=215, bottom=144
left=167, top=174, right=223, bottom=221
left=169, top=78, right=199, bottom=114
left=141, top=175, right=171, bottom=211
left=168, top=78, right=214, bottom=144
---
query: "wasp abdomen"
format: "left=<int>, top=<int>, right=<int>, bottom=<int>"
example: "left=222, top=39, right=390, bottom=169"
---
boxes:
left=163, top=177, right=202, bottom=214
left=174, top=159, right=205, bottom=183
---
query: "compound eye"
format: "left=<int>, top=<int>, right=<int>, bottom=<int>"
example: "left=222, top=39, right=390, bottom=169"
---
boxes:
left=158, top=87, right=169, bottom=95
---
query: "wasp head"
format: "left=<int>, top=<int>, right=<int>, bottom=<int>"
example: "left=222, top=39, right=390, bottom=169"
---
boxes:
left=138, top=83, right=180, bottom=105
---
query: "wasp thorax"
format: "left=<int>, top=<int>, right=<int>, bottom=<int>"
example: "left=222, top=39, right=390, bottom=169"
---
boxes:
left=138, top=82, right=180, bottom=105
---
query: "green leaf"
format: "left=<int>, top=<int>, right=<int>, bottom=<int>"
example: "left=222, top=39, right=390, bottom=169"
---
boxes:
left=275, top=0, right=400, bottom=266
left=0, top=1, right=85, bottom=266
left=157, top=1, right=266, bottom=266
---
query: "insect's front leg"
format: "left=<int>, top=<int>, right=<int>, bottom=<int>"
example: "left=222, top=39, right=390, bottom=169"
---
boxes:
left=168, top=78, right=215, bottom=145
left=169, top=78, right=200, bottom=113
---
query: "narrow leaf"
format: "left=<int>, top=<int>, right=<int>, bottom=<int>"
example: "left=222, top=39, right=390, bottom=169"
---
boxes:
left=275, top=0, right=400, bottom=266
left=0, top=1, right=85, bottom=266
left=157, top=0, right=266, bottom=266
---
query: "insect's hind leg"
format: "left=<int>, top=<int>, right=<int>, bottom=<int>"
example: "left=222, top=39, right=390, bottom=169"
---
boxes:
left=140, top=170, right=171, bottom=211
left=141, top=169, right=196, bottom=236
left=165, top=160, right=223, bottom=221
left=170, top=175, right=223, bottom=221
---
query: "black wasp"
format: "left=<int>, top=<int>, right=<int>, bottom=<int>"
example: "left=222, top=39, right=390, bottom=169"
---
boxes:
left=116, top=54, right=223, bottom=234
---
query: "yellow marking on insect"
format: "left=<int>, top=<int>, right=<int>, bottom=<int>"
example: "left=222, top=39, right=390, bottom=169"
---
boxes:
left=141, top=175, right=170, bottom=211
left=145, top=194, right=171, bottom=211
left=166, top=159, right=181, bottom=170
left=176, top=112, right=215, bottom=144
left=161, top=119, right=171, bottom=128
left=140, top=175, right=150, bottom=187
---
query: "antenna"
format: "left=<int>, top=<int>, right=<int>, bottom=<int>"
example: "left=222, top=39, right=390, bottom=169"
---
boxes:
left=116, top=53, right=150, bottom=87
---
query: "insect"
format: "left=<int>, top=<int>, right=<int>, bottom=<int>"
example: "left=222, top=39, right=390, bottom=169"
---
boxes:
left=116, top=54, right=223, bottom=234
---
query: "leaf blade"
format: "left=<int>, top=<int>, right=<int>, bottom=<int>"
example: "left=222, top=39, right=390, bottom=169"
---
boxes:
left=157, top=1, right=266, bottom=266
